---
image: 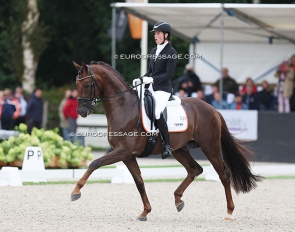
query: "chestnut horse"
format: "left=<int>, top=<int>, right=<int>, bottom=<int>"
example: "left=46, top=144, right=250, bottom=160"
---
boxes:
left=71, top=61, right=262, bottom=221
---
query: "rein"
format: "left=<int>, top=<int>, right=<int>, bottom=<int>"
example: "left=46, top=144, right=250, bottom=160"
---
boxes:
left=76, top=64, right=144, bottom=108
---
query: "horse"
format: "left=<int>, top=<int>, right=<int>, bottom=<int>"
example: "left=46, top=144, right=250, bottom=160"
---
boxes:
left=71, top=61, right=262, bottom=221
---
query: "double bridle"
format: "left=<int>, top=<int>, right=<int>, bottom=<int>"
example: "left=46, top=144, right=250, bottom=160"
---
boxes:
left=76, top=64, right=144, bottom=109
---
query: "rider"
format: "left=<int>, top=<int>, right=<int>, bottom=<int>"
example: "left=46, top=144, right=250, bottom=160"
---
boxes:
left=141, top=22, right=178, bottom=159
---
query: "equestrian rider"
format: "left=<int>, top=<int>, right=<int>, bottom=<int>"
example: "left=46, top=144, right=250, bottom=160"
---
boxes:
left=141, top=22, right=178, bottom=159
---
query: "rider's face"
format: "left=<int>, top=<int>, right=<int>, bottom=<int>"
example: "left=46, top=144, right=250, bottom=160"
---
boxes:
left=154, top=31, right=165, bottom=45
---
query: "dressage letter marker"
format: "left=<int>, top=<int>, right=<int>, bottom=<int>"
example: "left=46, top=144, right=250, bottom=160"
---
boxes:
left=22, top=147, right=46, bottom=182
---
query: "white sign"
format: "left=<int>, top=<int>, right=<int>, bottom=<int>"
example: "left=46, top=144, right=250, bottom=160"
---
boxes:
left=0, top=167, right=23, bottom=186
left=218, top=110, right=258, bottom=141
left=22, top=147, right=46, bottom=182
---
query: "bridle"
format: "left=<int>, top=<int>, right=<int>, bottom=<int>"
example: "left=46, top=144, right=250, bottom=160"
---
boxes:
left=76, top=64, right=144, bottom=109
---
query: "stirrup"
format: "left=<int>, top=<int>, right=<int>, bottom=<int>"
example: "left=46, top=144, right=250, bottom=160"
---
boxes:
left=161, top=145, right=172, bottom=159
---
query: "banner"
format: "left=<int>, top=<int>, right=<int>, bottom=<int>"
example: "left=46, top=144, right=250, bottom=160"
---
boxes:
left=218, top=110, right=258, bottom=141
left=126, top=0, right=145, bottom=39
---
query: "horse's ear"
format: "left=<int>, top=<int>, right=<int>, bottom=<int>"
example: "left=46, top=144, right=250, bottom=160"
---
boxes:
left=82, top=63, right=88, bottom=73
left=72, top=61, right=81, bottom=71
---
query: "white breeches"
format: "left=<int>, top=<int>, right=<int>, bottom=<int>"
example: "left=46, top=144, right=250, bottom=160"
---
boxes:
left=148, top=84, right=170, bottom=119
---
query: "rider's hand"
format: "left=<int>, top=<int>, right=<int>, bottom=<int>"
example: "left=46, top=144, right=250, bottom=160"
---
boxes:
left=142, top=76, right=154, bottom=84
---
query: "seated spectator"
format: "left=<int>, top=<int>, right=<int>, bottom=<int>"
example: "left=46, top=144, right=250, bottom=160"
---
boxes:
left=212, top=92, right=228, bottom=109
left=258, top=80, right=274, bottom=110
left=192, top=89, right=205, bottom=101
left=240, top=77, right=257, bottom=95
left=184, top=64, right=202, bottom=97
left=176, top=87, right=188, bottom=98
left=215, top=67, right=239, bottom=95
left=228, top=93, right=248, bottom=110
left=176, top=64, right=202, bottom=97
left=242, top=84, right=260, bottom=110
left=205, top=84, right=227, bottom=105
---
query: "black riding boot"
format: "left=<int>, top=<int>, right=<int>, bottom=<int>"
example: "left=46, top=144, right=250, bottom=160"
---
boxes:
left=156, top=114, right=172, bottom=159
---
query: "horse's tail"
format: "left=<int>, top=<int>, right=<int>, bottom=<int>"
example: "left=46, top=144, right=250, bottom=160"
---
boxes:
left=218, top=112, right=263, bottom=194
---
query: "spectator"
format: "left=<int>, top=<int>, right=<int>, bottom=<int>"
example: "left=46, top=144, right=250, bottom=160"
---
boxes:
left=63, top=89, right=78, bottom=142
left=176, top=74, right=189, bottom=96
left=0, top=91, right=4, bottom=129
left=27, top=88, right=43, bottom=133
left=258, top=80, right=274, bottom=111
left=215, top=67, right=239, bottom=95
left=211, top=92, right=228, bottom=109
left=176, top=88, right=187, bottom=98
left=176, top=64, right=202, bottom=97
left=205, top=84, right=227, bottom=105
left=14, top=87, right=28, bottom=126
left=240, top=77, right=257, bottom=95
left=290, top=55, right=295, bottom=111
left=0, top=88, right=21, bottom=130
left=228, top=93, right=248, bottom=110
left=197, top=90, right=205, bottom=100
left=184, top=64, right=202, bottom=97
left=242, top=83, right=260, bottom=110
left=275, top=60, right=294, bottom=113
left=59, top=89, right=71, bottom=140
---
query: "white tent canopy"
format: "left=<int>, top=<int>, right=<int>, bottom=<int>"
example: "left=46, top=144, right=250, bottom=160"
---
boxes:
left=112, top=3, right=295, bottom=84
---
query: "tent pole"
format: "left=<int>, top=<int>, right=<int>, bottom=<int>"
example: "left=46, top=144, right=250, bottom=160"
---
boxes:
left=111, top=6, right=116, bottom=69
left=219, top=4, right=224, bottom=109
left=140, top=19, right=148, bottom=76
left=192, top=42, right=196, bottom=69
left=140, top=0, right=148, bottom=76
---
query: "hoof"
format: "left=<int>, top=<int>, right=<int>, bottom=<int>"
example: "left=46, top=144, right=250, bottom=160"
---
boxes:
left=176, top=201, right=185, bottom=212
left=136, top=215, right=147, bottom=221
left=71, top=193, right=81, bottom=201
left=224, top=213, right=234, bottom=221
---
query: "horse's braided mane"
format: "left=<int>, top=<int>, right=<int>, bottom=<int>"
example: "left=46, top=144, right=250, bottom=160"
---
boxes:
left=90, top=61, right=132, bottom=88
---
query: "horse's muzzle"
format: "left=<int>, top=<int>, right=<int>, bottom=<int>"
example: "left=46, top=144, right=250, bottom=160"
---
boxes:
left=77, top=107, right=92, bottom=118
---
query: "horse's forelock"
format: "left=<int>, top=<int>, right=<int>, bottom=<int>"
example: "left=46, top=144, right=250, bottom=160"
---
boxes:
left=77, top=66, right=84, bottom=75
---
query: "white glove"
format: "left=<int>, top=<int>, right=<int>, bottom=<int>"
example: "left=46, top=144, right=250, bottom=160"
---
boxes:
left=142, top=76, right=154, bottom=84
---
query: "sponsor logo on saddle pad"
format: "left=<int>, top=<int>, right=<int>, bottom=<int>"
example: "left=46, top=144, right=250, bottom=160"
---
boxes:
left=141, top=104, right=188, bottom=133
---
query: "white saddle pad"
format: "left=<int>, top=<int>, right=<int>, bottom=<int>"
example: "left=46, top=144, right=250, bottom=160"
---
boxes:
left=133, top=79, right=188, bottom=133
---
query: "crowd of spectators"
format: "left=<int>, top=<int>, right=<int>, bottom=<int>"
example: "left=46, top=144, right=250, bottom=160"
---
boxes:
left=174, top=54, right=295, bottom=113
left=0, top=87, right=79, bottom=142
left=0, top=87, right=43, bottom=133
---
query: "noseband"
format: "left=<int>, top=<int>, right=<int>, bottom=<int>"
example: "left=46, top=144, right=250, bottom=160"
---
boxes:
left=76, top=64, right=144, bottom=109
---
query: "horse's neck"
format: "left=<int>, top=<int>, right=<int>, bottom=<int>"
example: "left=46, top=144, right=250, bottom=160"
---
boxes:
left=99, top=70, right=139, bottom=126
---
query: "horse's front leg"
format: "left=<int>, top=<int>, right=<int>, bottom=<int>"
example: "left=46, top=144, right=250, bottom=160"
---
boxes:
left=123, top=157, right=151, bottom=221
left=71, top=148, right=127, bottom=201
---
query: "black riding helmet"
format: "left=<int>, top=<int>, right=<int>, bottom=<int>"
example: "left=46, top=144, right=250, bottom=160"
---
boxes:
left=150, top=22, right=172, bottom=44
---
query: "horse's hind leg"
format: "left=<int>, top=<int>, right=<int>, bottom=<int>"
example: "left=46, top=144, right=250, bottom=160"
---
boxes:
left=201, top=141, right=234, bottom=221
left=173, top=148, right=203, bottom=212
left=123, top=157, right=152, bottom=221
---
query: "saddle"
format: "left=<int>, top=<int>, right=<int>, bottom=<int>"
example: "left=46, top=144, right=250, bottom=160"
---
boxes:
left=132, top=79, right=187, bottom=158
left=144, top=89, right=173, bottom=128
